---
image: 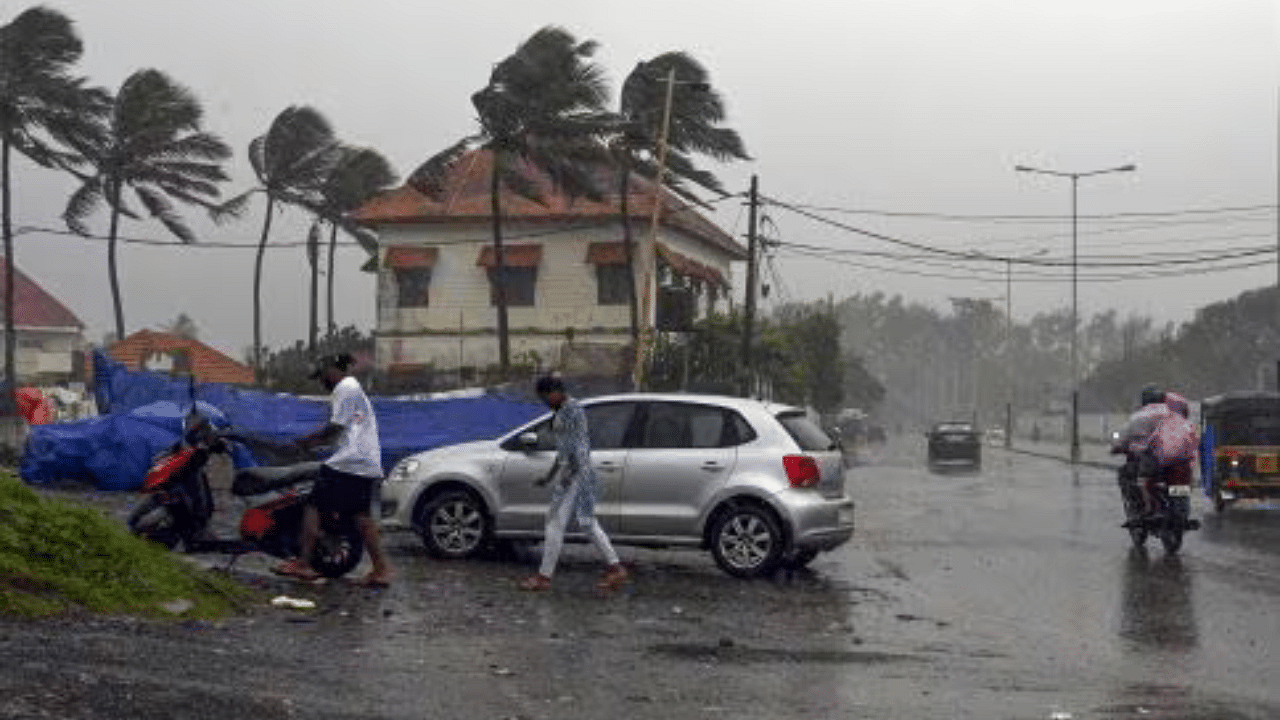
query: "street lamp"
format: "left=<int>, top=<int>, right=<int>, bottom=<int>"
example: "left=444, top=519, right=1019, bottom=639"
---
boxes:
left=1015, top=163, right=1136, bottom=463
left=632, top=68, right=710, bottom=390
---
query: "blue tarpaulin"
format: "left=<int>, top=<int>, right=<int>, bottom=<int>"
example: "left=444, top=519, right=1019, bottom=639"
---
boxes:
left=22, top=350, right=545, bottom=491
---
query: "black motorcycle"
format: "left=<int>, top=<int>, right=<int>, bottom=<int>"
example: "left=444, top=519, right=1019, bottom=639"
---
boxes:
left=1112, top=442, right=1200, bottom=554
left=127, top=409, right=364, bottom=578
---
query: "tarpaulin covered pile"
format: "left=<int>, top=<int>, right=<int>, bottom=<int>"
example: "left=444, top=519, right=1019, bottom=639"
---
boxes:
left=20, top=350, right=544, bottom=491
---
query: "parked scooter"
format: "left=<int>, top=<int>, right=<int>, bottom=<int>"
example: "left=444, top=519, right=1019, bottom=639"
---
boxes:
left=1110, top=432, right=1200, bottom=554
left=128, top=407, right=364, bottom=578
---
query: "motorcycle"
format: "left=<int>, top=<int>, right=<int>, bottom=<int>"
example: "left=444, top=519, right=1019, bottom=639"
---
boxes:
left=1111, top=432, right=1200, bottom=554
left=127, top=407, right=365, bottom=578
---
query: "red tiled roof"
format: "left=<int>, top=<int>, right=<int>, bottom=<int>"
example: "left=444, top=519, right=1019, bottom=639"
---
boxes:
left=352, top=149, right=747, bottom=261
left=0, top=258, right=83, bottom=329
left=656, top=244, right=728, bottom=288
left=106, top=330, right=255, bottom=385
left=476, top=244, right=542, bottom=268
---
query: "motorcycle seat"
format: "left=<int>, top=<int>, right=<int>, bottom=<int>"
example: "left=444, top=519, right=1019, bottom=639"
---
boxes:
left=232, top=461, right=324, bottom=496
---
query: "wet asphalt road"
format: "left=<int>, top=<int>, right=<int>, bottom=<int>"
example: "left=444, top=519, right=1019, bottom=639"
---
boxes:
left=4, top=438, right=1280, bottom=720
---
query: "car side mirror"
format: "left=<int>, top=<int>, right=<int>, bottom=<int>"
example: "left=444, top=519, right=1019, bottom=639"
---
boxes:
left=517, top=432, right=539, bottom=450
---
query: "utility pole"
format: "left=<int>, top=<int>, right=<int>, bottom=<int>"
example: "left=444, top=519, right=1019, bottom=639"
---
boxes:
left=741, top=175, right=760, bottom=396
left=1005, top=259, right=1013, bottom=449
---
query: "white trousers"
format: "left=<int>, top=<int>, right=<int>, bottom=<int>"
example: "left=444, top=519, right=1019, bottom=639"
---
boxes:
left=539, top=475, right=619, bottom=578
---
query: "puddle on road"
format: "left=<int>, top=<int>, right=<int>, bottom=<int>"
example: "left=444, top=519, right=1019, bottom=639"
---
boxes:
left=646, top=641, right=914, bottom=665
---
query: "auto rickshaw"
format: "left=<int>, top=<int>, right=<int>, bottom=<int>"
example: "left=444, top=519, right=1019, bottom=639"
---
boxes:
left=1199, top=391, right=1280, bottom=512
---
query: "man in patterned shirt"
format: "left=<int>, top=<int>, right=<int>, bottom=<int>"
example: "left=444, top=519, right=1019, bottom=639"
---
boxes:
left=519, top=375, right=629, bottom=592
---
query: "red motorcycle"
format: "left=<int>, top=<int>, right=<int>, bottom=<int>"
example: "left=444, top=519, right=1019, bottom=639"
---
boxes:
left=128, top=408, right=364, bottom=578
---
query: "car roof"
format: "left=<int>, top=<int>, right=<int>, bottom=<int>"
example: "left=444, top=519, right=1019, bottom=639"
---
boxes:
left=580, top=392, right=802, bottom=416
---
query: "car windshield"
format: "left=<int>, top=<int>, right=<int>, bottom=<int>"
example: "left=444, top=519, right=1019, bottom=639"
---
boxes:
left=777, top=412, right=836, bottom=451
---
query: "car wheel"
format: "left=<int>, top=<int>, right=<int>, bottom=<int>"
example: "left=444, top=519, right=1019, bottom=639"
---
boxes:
left=709, top=504, right=784, bottom=578
left=311, top=524, right=365, bottom=578
left=418, top=488, right=491, bottom=560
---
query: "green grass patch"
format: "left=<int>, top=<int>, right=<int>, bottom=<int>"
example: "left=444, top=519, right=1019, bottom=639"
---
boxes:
left=0, top=471, right=255, bottom=619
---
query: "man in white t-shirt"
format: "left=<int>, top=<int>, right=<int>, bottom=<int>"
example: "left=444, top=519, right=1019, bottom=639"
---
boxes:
left=272, top=353, right=393, bottom=587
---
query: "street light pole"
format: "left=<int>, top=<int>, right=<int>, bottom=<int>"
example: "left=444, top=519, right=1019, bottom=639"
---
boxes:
left=633, top=67, right=677, bottom=391
left=1015, top=163, right=1135, bottom=464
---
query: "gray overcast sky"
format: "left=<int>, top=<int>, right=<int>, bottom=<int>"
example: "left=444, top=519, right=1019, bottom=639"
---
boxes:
left=8, top=0, right=1279, bottom=358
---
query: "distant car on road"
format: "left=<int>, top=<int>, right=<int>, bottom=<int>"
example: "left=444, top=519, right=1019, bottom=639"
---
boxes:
left=380, top=393, right=855, bottom=578
left=927, top=421, right=982, bottom=470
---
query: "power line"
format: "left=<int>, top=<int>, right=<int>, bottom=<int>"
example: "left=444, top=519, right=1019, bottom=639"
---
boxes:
left=769, top=199, right=1277, bottom=223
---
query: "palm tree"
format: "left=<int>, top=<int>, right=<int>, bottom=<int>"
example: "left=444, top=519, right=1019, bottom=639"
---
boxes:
left=310, top=146, right=396, bottom=352
left=612, top=52, right=749, bottom=349
left=409, top=26, right=612, bottom=373
left=0, top=7, right=107, bottom=400
left=216, top=106, right=340, bottom=375
left=64, top=69, right=231, bottom=343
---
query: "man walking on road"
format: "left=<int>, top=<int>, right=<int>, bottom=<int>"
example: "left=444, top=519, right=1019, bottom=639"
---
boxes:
left=519, top=376, right=628, bottom=592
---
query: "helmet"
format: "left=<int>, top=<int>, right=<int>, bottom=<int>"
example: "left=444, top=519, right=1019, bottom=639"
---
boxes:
left=1140, top=384, right=1165, bottom=406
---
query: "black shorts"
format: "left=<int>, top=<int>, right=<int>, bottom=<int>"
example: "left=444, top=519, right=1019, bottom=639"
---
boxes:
left=312, top=465, right=379, bottom=517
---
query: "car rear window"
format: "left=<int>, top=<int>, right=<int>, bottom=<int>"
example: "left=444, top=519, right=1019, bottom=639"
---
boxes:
left=777, top=412, right=836, bottom=452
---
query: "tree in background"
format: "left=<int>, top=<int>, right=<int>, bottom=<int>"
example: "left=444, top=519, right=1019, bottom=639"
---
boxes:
left=215, top=106, right=341, bottom=376
left=162, top=312, right=199, bottom=340
left=260, top=324, right=373, bottom=394
left=312, top=146, right=396, bottom=351
left=64, top=69, right=231, bottom=343
left=610, top=51, right=748, bottom=350
left=0, top=6, right=107, bottom=401
left=409, top=26, right=612, bottom=374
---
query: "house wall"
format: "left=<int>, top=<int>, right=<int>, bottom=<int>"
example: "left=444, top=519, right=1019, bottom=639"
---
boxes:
left=374, top=221, right=736, bottom=371
left=0, top=327, right=83, bottom=380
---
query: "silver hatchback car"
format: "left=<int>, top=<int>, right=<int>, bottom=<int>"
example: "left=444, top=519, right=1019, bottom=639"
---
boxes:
left=380, top=393, right=854, bottom=577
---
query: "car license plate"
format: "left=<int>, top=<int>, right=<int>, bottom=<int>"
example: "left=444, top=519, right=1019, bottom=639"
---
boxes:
left=1167, top=485, right=1191, bottom=497
left=1256, top=454, right=1278, bottom=474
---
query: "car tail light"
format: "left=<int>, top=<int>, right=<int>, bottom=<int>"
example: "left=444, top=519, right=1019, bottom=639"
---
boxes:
left=783, top=455, right=821, bottom=488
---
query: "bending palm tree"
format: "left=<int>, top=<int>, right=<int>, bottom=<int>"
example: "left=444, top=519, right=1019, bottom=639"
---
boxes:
left=311, top=146, right=396, bottom=351
left=64, top=69, right=231, bottom=343
left=0, top=7, right=106, bottom=400
left=409, top=26, right=612, bottom=373
left=613, top=52, right=749, bottom=352
left=216, top=106, right=340, bottom=376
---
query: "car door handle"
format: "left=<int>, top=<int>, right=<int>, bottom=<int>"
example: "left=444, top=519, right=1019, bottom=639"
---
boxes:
left=596, top=461, right=620, bottom=471
left=701, top=462, right=725, bottom=471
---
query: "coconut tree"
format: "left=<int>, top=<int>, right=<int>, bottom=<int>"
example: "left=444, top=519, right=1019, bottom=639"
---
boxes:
left=0, top=6, right=107, bottom=400
left=63, top=69, right=231, bottom=343
left=215, top=106, right=340, bottom=375
left=612, top=52, right=749, bottom=348
left=309, top=146, right=396, bottom=351
left=409, top=26, right=612, bottom=373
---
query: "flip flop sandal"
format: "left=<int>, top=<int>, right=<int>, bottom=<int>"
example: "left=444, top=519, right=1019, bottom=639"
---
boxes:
left=272, top=560, right=321, bottom=582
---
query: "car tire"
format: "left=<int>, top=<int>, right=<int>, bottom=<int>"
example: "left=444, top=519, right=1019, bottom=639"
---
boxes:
left=417, top=488, right=491, bottom=560
left=709, top=503, right=785, bottom=579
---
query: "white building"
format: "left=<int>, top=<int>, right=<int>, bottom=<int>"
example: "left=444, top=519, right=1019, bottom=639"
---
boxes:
left=0, top=259, right=84, bottom=383
left=354, top=150, right=746, bottom=378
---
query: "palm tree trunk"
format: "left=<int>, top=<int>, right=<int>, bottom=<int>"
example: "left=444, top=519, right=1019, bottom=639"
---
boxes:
left=1, top=137, right=16, bottom=413
left=307, top=225, right=319, bottom=355
left=326, top=222, right=338, bottom=341
left=253, top=196, right=275, bottom=380
left=490, top=153, right=510, bottom=374
left=107, top=180, right=125, bottom=344
left=618, top=164, right=639, bottom=349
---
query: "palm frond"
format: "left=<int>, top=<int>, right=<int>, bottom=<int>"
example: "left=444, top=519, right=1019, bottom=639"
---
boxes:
left=210, top=189, right=257, bottom=224
left=497, top=160, right=546, bottom=205
left=408, top=137, right=473, bottom=198
left=337, top=219, right=380, bottom=256
left=135, top=185, right=195, bottom=242
left=261, top=106, right=338, bottom=187
left=62, top=177, right=104, bottom=236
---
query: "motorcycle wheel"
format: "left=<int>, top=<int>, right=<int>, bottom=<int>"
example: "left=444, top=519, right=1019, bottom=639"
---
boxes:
left=1159, top=526, right=1184, bottom=554
left=310, top=524, right=365, bottom=578
left=127, top=496, right=181, bottom=550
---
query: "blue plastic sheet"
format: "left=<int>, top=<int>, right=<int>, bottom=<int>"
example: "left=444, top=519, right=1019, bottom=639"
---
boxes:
left=23, top=350, right=544, bottom=490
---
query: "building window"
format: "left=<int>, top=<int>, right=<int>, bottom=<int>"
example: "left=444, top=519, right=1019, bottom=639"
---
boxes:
left=395, top=268, right=432, bottom=308
left=596, top=264, right=631, bottom=306
left=489, top=267, right=537, bottom=307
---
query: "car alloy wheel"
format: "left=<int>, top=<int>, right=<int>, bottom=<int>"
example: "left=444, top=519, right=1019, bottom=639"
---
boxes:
left=420, top=489, right=490, bottom=559
left=710, top=505, right=784, bottom=578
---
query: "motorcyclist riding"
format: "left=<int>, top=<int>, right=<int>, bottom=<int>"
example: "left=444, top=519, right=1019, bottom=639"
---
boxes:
left=1113, top=384, right=1173, bottom=518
